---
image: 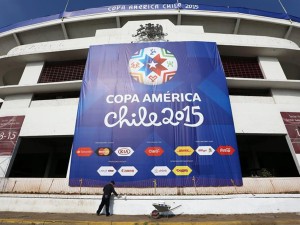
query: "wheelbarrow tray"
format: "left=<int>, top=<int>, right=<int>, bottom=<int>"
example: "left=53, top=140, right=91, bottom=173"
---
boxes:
left=152, top=203, right=171, bottom=212
left=151, top=203, right=182, bottom=219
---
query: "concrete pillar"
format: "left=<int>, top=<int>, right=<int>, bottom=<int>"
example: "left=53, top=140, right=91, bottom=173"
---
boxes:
left=258, top=57, right=287, bottom=80
left=18, top=62, right=44, bottom=85
left=0, top=61, right=44, bottom=178
left=259, top=57, right=300, bottom=173
left=1, top=61, right=44, bottom=112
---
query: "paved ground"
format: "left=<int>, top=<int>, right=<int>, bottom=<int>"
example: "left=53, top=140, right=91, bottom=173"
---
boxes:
left=0, top=212, right=300, bottom=225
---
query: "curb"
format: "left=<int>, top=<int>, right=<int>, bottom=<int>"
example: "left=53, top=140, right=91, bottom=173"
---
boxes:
left=1, top=219, right=300, bottom=225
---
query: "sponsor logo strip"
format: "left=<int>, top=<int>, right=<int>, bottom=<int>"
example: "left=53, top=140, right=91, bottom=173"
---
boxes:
left=95, top=147, right=112, bottom=156
left=195, top=146, right=215, bottom=156
left=175, top=146, right=194, bottom=156
left=118, top=166, right=138, bottom=176
left=151, top=166, right=171, bottom=176
left=115, top=147, right=134, bottom=156
left=76, top=147, right=93, bottom=157
left=172, top=166, right=192, bottom=176
left=217, top=146, right=235, bottom=155
left=145, top=146, right=164, bottom=156
left=97, top=166, right=116, bottom=176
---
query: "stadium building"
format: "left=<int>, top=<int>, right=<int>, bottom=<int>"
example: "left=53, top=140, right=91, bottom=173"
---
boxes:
left=0, top=0, right=300, bottom=215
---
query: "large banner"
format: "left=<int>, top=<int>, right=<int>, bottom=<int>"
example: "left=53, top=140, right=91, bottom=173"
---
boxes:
left=69, top=41, right=242, bottom=187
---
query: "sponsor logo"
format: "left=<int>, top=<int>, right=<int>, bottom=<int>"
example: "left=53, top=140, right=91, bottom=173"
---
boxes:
left=217, top=146, right=235, bottom=155
left=195, top=146, right=215, bottom=156
left=145, top=147, right=164, bottom=156
left=75, top=147, right=93, bottom=157
left=95, top=147, right=112, bottom=156
left=115, top=147, right=134, bottom=156
left=172, top=166, right=192, bottom=176
left=129, top=47, right=178, bottom=85
left=151, top=166, right=171, bottom=176
left=97, top=166, right=116, bottom=176
left=175, top=146, right=194, bottom=156
left=118, top=166, right=138, bottom=176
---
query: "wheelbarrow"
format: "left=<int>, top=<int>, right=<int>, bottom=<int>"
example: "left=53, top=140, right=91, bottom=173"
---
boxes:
left=150, top=202, right=182, bottom=219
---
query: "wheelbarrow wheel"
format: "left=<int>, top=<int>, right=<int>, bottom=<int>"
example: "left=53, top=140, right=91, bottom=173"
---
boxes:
left=151, top=209, right=160, bottom=219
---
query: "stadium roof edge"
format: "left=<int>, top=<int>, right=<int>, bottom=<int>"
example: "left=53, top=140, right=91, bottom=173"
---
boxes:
left=1, top=2, right=300, bottom=35
left=0, top=6, right=300, bottom=57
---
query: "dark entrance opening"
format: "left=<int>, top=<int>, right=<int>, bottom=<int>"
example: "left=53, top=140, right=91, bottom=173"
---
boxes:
left=8, top=137, right=73, bottom=178
left=237, top=134, right=299, bottom=177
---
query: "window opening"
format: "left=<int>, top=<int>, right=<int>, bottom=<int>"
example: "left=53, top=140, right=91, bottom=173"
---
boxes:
left=229, top=88, right=271, bottom=96
left=8, top=137, right=73, bottom=178
left=221, top=56, right=264, bottom=79
left=32, top=91, right=80, bottom=101
left=38, top=60, right=86, bottom=83
left=237, top=134, right=299, bottom=177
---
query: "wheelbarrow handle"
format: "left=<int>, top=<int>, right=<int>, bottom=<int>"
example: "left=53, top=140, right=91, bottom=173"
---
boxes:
left=170, top=204, right=182, bottom=211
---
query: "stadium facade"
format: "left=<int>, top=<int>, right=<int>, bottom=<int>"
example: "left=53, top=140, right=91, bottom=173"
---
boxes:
left=0, top=0, right=300, bottom=215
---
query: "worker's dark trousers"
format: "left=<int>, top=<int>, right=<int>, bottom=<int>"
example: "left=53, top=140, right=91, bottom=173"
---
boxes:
left=97, top=195, right=110, bottom=216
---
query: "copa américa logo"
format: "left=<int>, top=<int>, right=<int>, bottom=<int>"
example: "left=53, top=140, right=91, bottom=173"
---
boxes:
left=129, top=47, right=178, bottom=85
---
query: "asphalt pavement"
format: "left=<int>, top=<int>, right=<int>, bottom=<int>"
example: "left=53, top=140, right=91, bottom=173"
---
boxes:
left=0, top=212, right=300, bottom=225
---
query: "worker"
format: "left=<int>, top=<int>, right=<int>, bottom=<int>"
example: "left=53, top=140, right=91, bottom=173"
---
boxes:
left=96, top=181, right=119, bottom=216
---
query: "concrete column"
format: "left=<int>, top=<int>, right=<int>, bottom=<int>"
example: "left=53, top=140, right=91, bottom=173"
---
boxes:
left=259, top=58, right=300, bottom=174
left=258, top=57, right=287, bottom=80
left=0, top=61, right=44, bottom=178
left=44, top=151, right=54, bottom=178
left=1, top=61, right=44, bottom=113
left=18, top=61, right=44, bottom=85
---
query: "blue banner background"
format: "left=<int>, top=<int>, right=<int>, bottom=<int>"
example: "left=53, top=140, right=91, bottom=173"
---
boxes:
left=69, top=41, right=242, bottom=187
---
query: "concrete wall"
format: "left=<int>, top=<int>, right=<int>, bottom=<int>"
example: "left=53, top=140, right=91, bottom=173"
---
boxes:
left=0, top=193, right=300, bottom=215
left=0, top=62, right=44, bottom=177
left=1, top=177, right=300, bottom=214
left=0, top=19, right=299, bottom=180
left=6, top=20, right=298, bottom=139
left=20, top=99, right=78, bottom=136
left=1, top=177, right=300, bottom=195
left=259, top=57, right=300, bottom=169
